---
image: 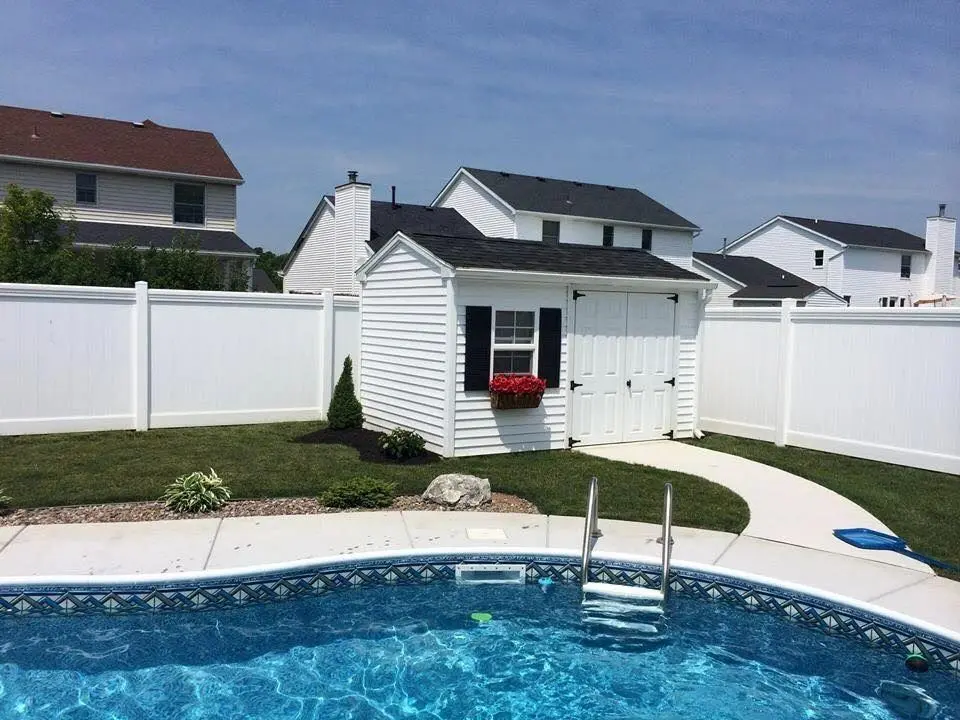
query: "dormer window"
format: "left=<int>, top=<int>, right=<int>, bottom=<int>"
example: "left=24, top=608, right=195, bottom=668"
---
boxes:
left=174, top=183, right=205, bottom=224
left=75, top=173, right=97, bottom=204
left=542, top=220, right=560, bottom=245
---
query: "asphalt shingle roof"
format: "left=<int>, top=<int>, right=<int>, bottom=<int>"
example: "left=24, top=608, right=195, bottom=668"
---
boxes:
left=410, top=233, right=705, bottom=281
left=70, top=221, right=255, bottom=255
left=368, top=201, right=484, bottom=250
left=782, top=216, right=925, bottom=251
left=693, top=252, right=825, bottom=299
left=462, top=167, right=698, bottom=229
left=0, top=105, right=243, bottom=181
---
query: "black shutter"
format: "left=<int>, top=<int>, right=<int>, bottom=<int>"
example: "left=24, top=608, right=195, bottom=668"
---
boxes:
left=538, top=308, right=562, bottom=388
left=464, top=306, right=492, bottom=391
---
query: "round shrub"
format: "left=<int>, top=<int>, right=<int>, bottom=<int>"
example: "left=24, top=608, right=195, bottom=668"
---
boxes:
left=321, top=477, right=395, bottom=509
left=379, top=428, right=427, bottom=461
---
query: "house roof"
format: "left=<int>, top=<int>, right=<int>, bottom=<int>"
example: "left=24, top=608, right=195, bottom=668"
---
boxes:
left=782, top=216, right=925, bottom=251
left=69, top=221, right=255, bottom=255
left=693, top=252, right=834, bottom=300
left=252, top=267, right=278, bottom=292
left=0, top=105, right=243, bottom=182
left=460, top=167, right=699, bottom=229
left=409, top=233, right=705, bottom=280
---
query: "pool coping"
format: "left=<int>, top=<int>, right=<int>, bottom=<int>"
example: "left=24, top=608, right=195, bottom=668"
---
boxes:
left=1, top=546, right=957, bottom=676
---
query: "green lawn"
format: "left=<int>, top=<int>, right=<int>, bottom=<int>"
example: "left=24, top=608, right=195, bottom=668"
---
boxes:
left=687, top=434, right=960, bottom=579
left=0, top=423, right=749, bottom=533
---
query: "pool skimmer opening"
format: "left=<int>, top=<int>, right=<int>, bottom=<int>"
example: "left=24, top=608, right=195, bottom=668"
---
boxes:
left=455, top=563, right=527, bottom=584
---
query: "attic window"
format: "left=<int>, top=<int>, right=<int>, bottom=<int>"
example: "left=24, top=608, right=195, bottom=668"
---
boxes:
left=174, top=183, right=205, bottom=224
left=814, top=250, right=824, bottom=267
left=641, top=228, right=652, bottom=251
left=75, top=173, right=97, bottom=204
left=602, top=225, right=614, bottom=247
left=542, top=220, right=560, bottom=245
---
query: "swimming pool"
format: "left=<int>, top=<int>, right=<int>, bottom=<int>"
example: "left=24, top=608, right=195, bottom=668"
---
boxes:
left=0, top=550, right=957, bottom=718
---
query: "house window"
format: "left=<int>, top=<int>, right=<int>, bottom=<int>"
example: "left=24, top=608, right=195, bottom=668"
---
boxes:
left=641, top=228, right=652, bottom=251
left=542, top=220, right=560, bottom=245
left=602, top=225, right=614, bottom=247
left=493, top=310, right=536, bottom=374
left=901, top=254, right=911, bottom=279
left=814, top=250, right=824, bottom=267
left=174, top=183, right=205, bottom=224
left=888, top=296, right=898, bottom=308
left=843, top=295, right=851, bottom=305
left=75, top=173, right=97, bottom=204
left=880, top=297, right=888, bottom=307
left=900, top=298, right=906, bottom=307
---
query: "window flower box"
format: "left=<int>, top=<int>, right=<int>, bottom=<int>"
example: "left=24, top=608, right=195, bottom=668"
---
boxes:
left=489, top=373, right=546, bottom=410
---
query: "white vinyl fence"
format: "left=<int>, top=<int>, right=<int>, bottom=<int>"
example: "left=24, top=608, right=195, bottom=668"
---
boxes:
left=699, top=301, right=960, bottom=474
left=0, top=282, right=359, bottom=435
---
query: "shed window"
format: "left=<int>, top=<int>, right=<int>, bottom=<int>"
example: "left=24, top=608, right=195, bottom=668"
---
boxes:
left=542, top=220, right=560, bottom=245
left=174, top=183, right=205, bottom=224
left=75, top=173, right=97, bottom=204
left=814, top=250, right=824, bottom=267
left=641, top=228, right=652, bottom=251
left=602, top=225, right=614, bottom=247
left=493, top=310, right=536, bottom=374
left=900, top=254, right=911, bottom=279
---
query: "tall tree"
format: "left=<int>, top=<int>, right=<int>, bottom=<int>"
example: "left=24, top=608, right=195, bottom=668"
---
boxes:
left=253, top=247, right=288, bottom=291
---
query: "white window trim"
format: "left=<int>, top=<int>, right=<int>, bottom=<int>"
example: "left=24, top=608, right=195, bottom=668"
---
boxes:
left=172, top=181, right=207, bottom=227
left=490, top=308, right=539, bottom=376
left=900, top=254, right=912, bottom=280
left=75, top=172, right=98, bottom=205
left=813, top=250, right=824, bottom=268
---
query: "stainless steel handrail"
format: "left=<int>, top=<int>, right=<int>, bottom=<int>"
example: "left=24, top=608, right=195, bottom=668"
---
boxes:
left=579, top=476, right=600, bottom=585
left=659, top=482, right=674, bottom=602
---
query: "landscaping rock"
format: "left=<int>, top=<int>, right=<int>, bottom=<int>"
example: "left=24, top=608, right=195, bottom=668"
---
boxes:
left=422, top=474, right=492, bottom=508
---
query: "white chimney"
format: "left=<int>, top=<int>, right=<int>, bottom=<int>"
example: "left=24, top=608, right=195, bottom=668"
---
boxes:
left=333, top=170, right=371, bottom=294
left=924, top=203, right=956, bottom=297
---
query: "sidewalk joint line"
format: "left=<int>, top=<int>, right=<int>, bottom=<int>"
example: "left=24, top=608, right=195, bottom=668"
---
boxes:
left=711, top=534, right=740, bottom=565
left=398, top=511, right=416, bottom=549
left=0, top=525, right=26, bottom=555
left=866, top=575, right=934, bottom=603
left=202, top=518, right=224, bottom=570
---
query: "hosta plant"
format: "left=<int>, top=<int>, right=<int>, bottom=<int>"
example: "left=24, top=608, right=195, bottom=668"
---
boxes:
left=0, top=487, right=11, bottom=510
left=162, top=469, right=231, bottom=514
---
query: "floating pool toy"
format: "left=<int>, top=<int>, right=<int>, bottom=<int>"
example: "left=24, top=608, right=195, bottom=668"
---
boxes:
left=905, top=653, right=929, bottom=673
left=538, top=577, right=555, bottom=592
left=470, top=612, right=492, bottom=623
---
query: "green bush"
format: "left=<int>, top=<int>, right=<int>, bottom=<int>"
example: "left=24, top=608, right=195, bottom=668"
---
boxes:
left=321, top=477, right=395, bottom=509
left=0, top=487, right=11, bottom=509
left=162, top=468, right=231, bottom=513
left=327, top=356, right=363, bottom=430
left=379, top=428, right=427, bottom=461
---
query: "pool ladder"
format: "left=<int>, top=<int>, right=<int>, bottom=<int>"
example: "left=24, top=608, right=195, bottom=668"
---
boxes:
left=580, top=477, right=674, bottom=608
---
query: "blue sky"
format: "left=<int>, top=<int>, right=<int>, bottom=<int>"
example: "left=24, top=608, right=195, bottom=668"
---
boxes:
left=2, top=0, right=957, bottom=253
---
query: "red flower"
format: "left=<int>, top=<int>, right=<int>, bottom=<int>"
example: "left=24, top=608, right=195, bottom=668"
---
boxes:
left=489, top=374, right=547, bottom=394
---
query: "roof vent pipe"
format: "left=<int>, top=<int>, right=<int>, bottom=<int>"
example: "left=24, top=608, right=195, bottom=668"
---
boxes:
left=347, top=170, right=358, bottom=184
left=391, top=185, right=397, bottom=209
left=721, top=237, right=727, bottom=256
left=939, top=203, right=946, bottom=217
left=30, top=125, right=39, bottom=140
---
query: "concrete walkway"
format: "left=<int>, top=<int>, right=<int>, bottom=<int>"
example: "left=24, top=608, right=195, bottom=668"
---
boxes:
left=0, top=511, right=957, bottom=634
left=577, top=441, right=932, bottom=573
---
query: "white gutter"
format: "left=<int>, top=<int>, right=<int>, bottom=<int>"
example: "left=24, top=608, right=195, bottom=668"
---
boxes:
left=0, top=154, right=244, bottom=185
left=455, top=266, right=716, bottom=290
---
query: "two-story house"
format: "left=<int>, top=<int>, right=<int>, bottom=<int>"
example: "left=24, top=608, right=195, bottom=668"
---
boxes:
left=0, top=105, right=256, bottom=287
left=718, top=209, right=957, bottom=307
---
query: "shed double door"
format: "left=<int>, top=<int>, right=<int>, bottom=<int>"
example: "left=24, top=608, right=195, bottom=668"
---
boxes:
left=571, top=291, right=676, bottom=445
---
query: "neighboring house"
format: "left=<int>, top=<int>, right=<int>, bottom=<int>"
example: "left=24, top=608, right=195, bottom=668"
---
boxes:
left=251, top=268, right=278, bottom=293
left=692, top=252, right=847, bottom=307
left=432, top=167, right=700, bottom=270
left=282, top=174, right=484, bottom=294
left=0, top=105, right=256, bottom=288
left=721, top=208, right=957, bottom=307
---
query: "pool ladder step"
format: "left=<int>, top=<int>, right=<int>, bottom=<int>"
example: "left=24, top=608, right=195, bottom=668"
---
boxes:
left=579, top=477, right=674, bottom=610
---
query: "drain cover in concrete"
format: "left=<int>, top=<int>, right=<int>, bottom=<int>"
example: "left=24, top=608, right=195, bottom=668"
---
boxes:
left=466, top=528, right=507, bottom=540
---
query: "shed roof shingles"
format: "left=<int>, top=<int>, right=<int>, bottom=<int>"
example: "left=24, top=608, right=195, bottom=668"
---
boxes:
left=0, top=105, right=242, bottom=181
left=411, top=233, right=705, bottom=281
left=782, top=216, right=925, bottom=251
left=463, top=167, right=698, bottom=229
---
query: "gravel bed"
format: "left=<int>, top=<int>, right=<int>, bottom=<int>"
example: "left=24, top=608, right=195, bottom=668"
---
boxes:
left=0, top=493, right=539, bottom=526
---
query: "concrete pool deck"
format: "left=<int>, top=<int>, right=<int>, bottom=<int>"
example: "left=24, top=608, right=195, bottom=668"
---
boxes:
left=0, top=511, right=957, bottom=635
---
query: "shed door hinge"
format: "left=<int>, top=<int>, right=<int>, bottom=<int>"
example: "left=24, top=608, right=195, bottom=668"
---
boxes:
left=662, top=430, right=674, bottom=439
left=664, top=377, right=676, bottom=386
left=667, top=294, right=679, bottom=303
left=573, top=291, right=586, bottom=300
left=570, top=380, right=583, bottom=391
left=568, top=437, right=581, bottom=448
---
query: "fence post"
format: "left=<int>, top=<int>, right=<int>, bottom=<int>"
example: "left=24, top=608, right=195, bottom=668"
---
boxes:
left=774, top=299, right=796, bottom=447
left=321, top=289, right=335, bottom=418
left=134, top=281, right=150, bottom=431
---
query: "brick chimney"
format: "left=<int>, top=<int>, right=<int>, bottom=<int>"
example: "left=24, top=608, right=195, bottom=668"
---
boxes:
left=333, top=170, right=371, bottom=294
left=924, top=203, right=956, bottom=297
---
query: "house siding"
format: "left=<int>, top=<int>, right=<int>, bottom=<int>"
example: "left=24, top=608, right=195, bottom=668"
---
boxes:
left=453, top=280, right=568, bottom=456
left=843, top=247, right=926, bottom=307
left=0, top=160, right=237, bottom=231
left=804, top=288, right=847, bottom=307
left=692, top=260, right=742, bottom=306
left=437, top=173, right=515, bottom=238
left=359, top=244, right=448, bottom=452
left=283, top=204, right=336, bottom=293
left=674, top=292, right=701, bottom=437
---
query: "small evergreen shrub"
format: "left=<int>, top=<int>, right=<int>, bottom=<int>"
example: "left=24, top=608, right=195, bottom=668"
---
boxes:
left=379, top=428, right=427, bottom=461
left=162, top=469, right=231, bottom=513
left=0, top=488, right=11, bottom=510
left=327, top=356, right=363, bottom=430
left=321, top=477, right=395, bottom=509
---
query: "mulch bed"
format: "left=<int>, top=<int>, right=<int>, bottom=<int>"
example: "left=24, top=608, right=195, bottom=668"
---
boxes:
left=293, top=427, right=441, bottom=465
left=0, top=493, right=539, bottom=526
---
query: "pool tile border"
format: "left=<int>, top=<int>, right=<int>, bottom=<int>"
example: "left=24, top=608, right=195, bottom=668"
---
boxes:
left=0, top=551, right=957, bottom=676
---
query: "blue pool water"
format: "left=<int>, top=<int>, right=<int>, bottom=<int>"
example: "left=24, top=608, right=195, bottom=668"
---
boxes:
left=0, top=582, right=957, bottom=719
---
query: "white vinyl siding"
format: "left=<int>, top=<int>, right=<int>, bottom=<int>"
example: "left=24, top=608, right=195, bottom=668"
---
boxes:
left=804, top=289, right=848, bottom=307
left=359, top=244, right=448, bottom=452
left=692, top=260, right=743, bottom=306
left=0, top=161, right=236, bottom=231
left=674, top=292, right=700, bottom=437
left=843, top=247, right=927, bottom=307
left=437, top=173, right=515, bottom=238
left=454, top=280, right=568, bottom=456
left=283, top=204, right=336, bottom=293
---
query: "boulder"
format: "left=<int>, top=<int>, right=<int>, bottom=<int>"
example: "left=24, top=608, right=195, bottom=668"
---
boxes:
left=422, top=474, right=492, bottom=508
